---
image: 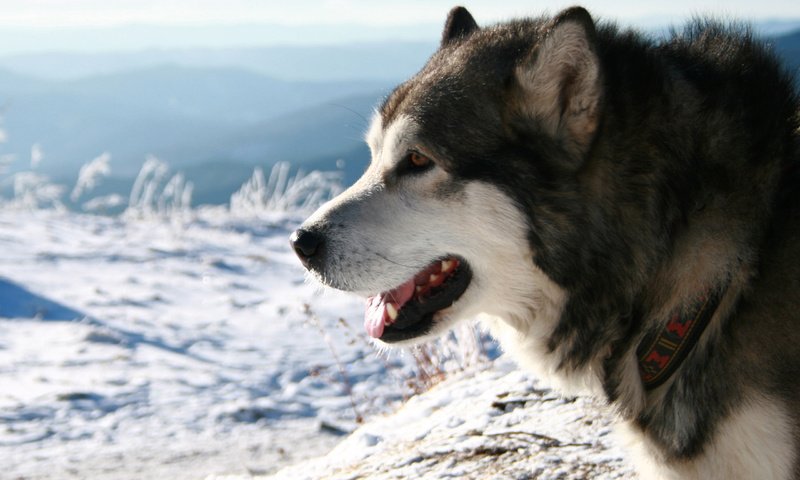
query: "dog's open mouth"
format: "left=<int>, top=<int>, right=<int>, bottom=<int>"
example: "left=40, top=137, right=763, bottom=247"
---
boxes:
left=364, top=256, right=472, bottom=343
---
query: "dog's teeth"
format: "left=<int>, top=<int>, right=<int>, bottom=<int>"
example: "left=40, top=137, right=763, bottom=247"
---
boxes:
left=386, top=303, right=398, bottom=321
left=441, top=260, right=454, bottom=272
left=430, top=273, right=440, bottom=283
left=416, top=286, right=423, bottom=294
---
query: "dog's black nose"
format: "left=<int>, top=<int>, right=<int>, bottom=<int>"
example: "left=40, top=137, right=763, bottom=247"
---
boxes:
left=290, top=228, right=323, bottom=266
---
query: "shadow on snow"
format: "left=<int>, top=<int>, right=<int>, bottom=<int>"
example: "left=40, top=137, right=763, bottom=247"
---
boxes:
left=0, top=276, right=220, bottom=364
left=0, top=277, right=85, bottom=321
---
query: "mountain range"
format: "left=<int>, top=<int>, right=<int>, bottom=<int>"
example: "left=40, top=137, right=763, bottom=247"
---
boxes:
left=0, top=31, right=798, bottom=207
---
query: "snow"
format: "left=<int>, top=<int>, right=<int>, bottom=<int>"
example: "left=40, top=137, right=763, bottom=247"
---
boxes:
left=0, top=208, right=424, bottom=479
left=0, top=207, right=634, bottom=479
left=261, top=361, right=635, bottom=480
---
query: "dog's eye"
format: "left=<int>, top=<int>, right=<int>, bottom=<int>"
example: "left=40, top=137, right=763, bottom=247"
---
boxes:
left=399, top=151, right=434, bottom=175
left=409, top=152, right=430, bottom=168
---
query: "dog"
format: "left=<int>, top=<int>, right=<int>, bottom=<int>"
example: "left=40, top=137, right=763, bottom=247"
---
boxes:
left=290, top=6, right=800, bottom=479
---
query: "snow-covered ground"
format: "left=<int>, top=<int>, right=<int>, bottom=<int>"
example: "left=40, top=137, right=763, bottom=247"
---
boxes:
left=0, top=207, right=633, bottom=479
left=262, top=360, right=634, bottom=480
left=0, top=208, right=432, bottom=479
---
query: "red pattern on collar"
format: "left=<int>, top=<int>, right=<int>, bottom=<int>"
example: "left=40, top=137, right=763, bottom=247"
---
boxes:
left=637, top=288, right=724, bottom=390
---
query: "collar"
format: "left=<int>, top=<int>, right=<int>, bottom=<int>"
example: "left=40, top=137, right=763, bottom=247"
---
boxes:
left=636, top=286, right=726, bottom=390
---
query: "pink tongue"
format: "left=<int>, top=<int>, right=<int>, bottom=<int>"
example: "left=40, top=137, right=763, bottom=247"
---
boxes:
left=364, top=279, right=416, bottom=339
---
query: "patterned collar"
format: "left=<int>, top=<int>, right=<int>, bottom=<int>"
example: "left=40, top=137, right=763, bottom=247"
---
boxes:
left=636, top=286, right=726, bottom=390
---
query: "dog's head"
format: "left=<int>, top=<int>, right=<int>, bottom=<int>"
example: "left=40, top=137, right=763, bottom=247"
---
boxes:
left=291, top=7, right=603, bottom=346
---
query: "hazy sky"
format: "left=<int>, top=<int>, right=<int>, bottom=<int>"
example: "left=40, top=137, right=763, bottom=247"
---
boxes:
left=0, top=0, right=798, bottom=54
left=2, top=0, right=799, bottom=27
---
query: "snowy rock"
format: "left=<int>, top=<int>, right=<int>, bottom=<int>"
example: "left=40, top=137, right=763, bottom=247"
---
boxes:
left=263, top=360, right=636, bottom=480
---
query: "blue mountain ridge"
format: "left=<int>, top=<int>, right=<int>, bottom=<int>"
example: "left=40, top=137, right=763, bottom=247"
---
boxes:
left=0, top=33, right=797, bottom=208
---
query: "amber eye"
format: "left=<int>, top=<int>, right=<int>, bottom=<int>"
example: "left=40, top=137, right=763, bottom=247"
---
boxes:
left=398, top=150, right=435, bottom=176
left=409, top=151, right=430, bottom=168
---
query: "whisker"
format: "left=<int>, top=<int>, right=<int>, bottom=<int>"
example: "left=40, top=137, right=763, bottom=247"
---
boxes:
left=350, top=244, right=418, bottom=270
left=329, top=103, right=369, bottom=128
left=373, top=251, right=417, bottom=270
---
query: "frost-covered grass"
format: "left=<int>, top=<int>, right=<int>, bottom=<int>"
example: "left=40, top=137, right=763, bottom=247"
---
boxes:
left=124, top=155, right=194, bottom=224
left=229, top=162, right=344, bottom=217
left=70, top=152, right=111, bottom=203
left=1, top=152, right=344, bottom=221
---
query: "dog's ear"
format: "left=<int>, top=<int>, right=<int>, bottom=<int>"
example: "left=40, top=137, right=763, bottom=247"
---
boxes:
left=441, top=6, right=479, bottom=46
left=513, top=7, right=602, bottom=160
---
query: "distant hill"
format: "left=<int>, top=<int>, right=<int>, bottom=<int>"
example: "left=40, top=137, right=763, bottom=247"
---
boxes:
left=0, top=43, right=437, bottom=82
left=0, top=65, right=387, bottom=183
left=1, top=30, right=798, bottom=209
left=0, top=43, right=433, bottom=207
left=773, top=28, right=800, bottom=76
left=148, top=94, right=379, bottom=205
left=62, top=65, right=385, bottom=123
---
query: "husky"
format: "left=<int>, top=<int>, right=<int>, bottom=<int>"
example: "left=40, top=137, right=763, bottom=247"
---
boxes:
left=290, top=5, right=800, bottom=479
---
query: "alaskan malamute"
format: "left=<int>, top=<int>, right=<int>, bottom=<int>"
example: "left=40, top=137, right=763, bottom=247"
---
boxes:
left=291, top=6, right=800, bottom=479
